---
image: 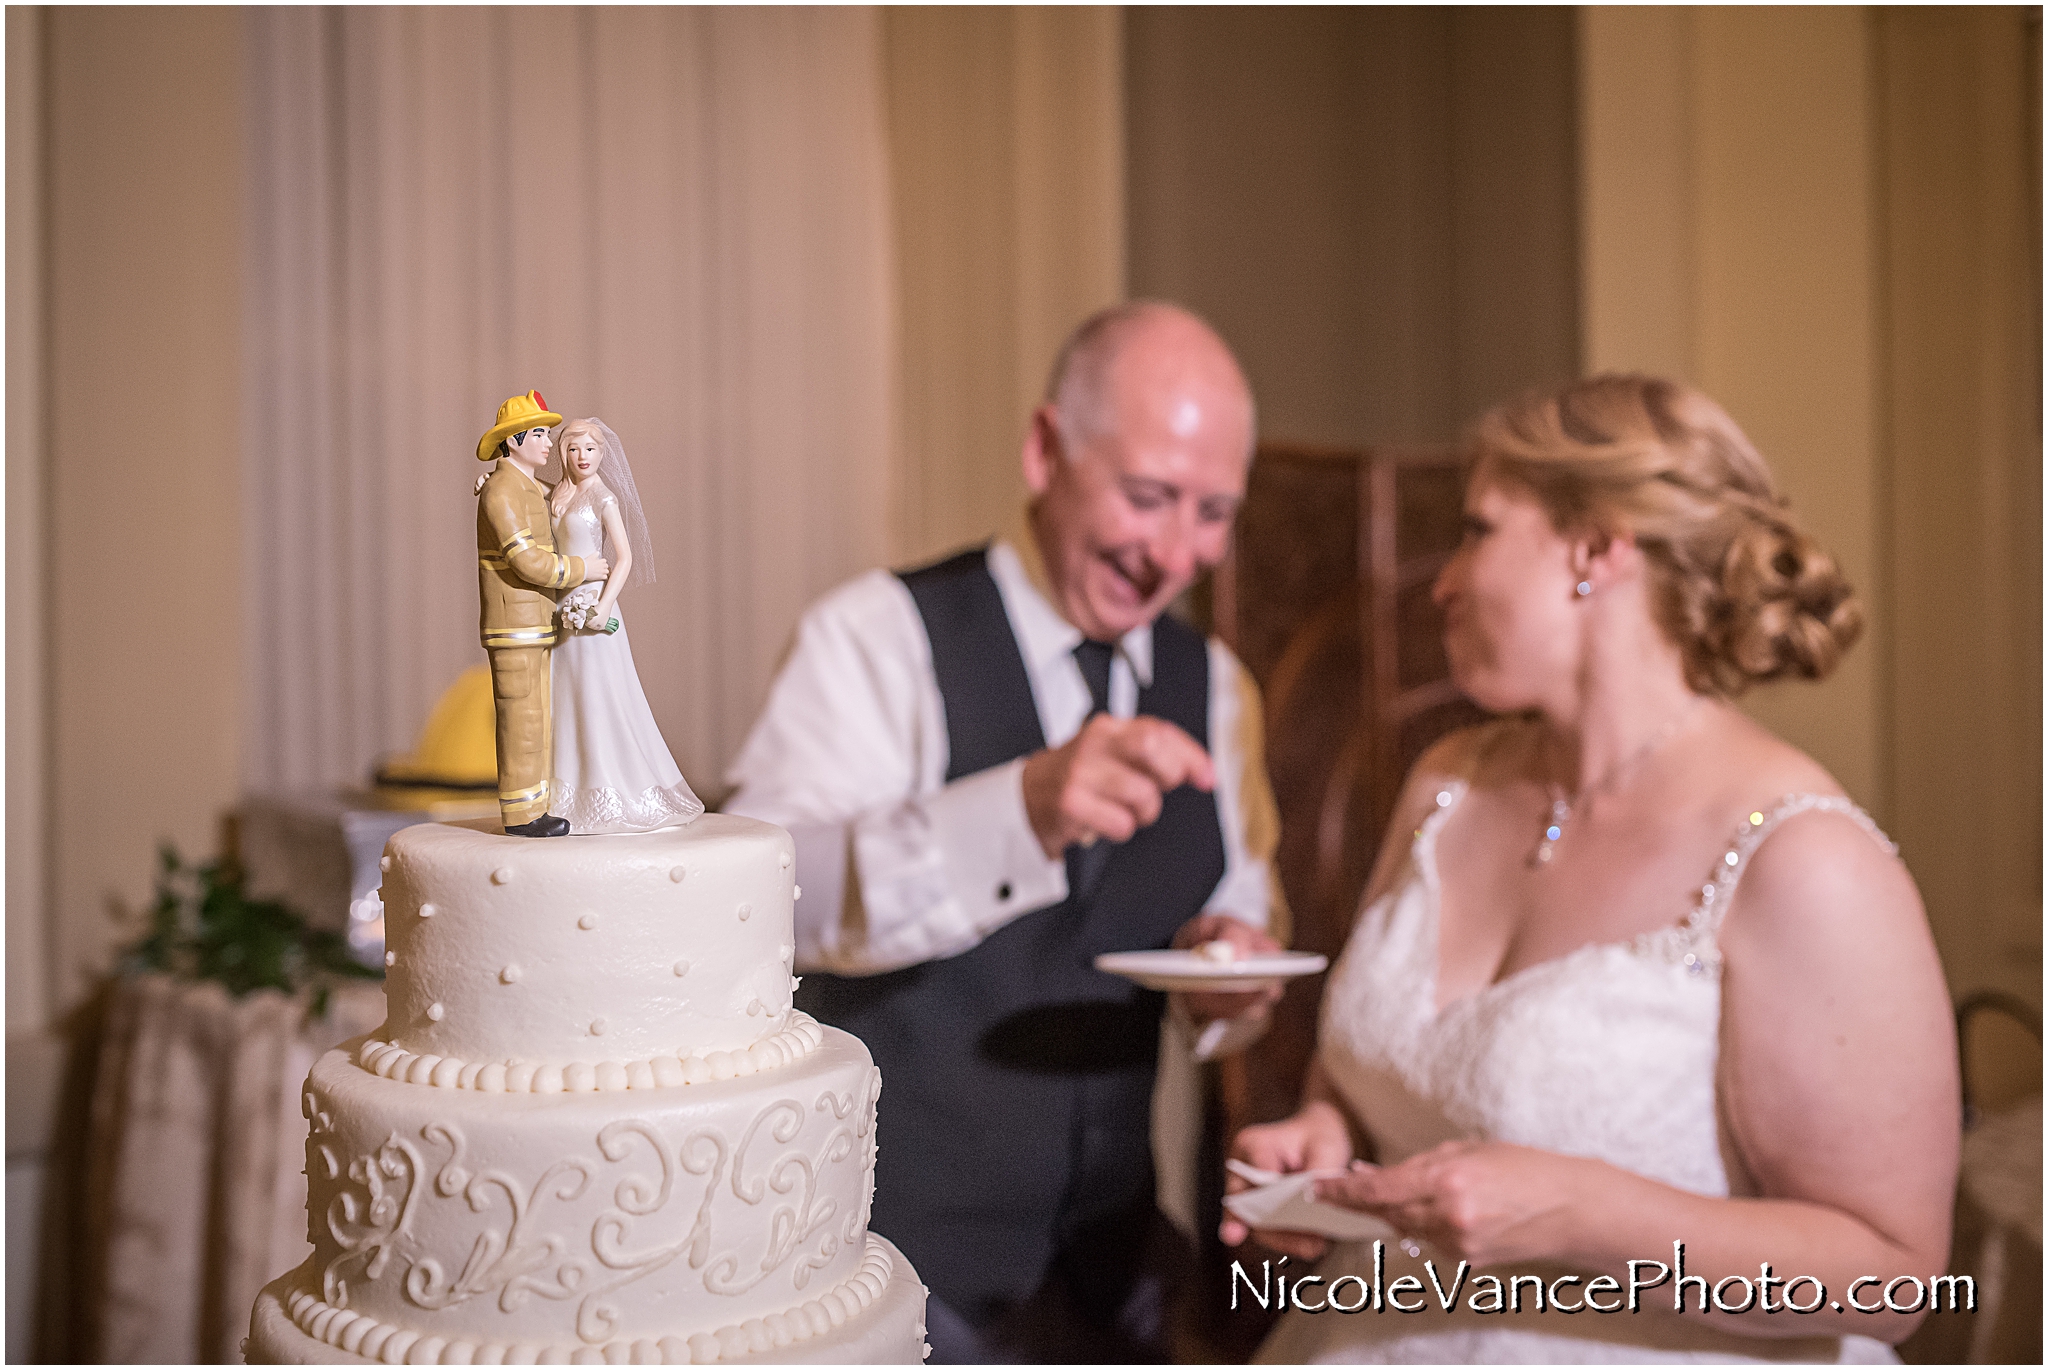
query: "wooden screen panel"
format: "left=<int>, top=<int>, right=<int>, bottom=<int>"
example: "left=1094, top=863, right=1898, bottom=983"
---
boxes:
left=1209, top=445, right=1485, bottom=1126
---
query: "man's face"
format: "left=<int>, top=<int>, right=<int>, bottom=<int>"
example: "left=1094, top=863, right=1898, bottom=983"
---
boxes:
left=1026, top=346, right=1252, bottom=641
left=505, top=426, right=554, bottom=469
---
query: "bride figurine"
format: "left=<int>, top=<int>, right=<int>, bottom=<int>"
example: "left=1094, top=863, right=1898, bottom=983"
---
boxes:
left=543, top=417, right=705, bottom=832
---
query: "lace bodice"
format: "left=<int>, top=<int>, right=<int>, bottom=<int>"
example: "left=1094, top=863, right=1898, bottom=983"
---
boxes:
left=555, top=483, right=614, bottom=564
left=1261, top=789, right=1899, bottom=1363
left=1320, top=785, right=1897, bottom=1195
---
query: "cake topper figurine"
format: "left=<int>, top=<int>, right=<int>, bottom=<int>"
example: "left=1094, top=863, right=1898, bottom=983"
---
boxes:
left=541, top=418, right=704, bottom=831
left=475, top=391, right=605, bottom=837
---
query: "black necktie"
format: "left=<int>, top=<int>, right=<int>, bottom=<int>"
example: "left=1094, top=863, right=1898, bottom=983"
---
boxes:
left=1073, top=638, right=1114, bottom=717
left=1066, top=640, right=1118, bottom=903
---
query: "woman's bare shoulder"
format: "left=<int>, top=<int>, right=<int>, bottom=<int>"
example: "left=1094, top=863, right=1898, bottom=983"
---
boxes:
left=1707, top=704, right=1851, bottom=810
left=1716, top=713, right=1915, bottom=951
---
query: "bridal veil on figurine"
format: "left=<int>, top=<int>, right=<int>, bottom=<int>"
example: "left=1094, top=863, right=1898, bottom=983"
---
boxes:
left=542, top=416, right=704, bottom=832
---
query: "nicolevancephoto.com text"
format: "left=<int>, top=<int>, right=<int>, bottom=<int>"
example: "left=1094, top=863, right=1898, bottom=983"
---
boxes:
left=1232, top=1242, right=1977, bottom=1320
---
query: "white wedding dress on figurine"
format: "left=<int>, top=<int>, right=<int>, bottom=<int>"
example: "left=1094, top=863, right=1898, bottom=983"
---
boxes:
left=549, top=480, right=704, bottom=833
left=1255, top=780, right=1900, bottom=1365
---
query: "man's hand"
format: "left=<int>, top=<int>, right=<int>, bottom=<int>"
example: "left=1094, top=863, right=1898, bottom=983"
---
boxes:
left=1021, top=714, right=1217, bottom=861
left=1172, top=912, right=1283, bottom=1024
left=583, top=555, right=610, bottom=582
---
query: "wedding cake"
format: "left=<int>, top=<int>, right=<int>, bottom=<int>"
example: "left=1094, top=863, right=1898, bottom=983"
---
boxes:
left=245, top=814, right=929, bottom=1364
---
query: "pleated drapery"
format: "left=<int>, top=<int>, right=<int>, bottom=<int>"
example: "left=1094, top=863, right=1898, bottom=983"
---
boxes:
left=83, top=976, right=387, bottom=1364
left=243, top=7, right=896, bottom=797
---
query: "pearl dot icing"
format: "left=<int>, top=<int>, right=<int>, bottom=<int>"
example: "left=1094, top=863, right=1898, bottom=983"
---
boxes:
left=385, top=950, right=397, bottom=967
left=670, top=866, right=687, bottom=882
left=590, top=1018, right=607, bottom=1036
left=778, top=851, right=793, bottom=870
left=419, top=903, right=437, bottom=919
left=794, top=885, right=803, bottom=901
left=427, top=1002, right=445, bottom=1022
left=491, top=866, right=513, bottom=885
left=500, top=964, right=521, bottom=984
left=379, top=855, right=392, bottom=871
left=578, top=913, right=598, bottom=930
left=737, top=903, right=752, bottom=922
left=672, top=959, right=690, bottom=977
left=349, top=1014, right=829, bottom=1093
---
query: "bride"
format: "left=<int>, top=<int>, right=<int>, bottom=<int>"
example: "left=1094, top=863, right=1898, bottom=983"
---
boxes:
left=1227, top=376, right=1957, bottom=1362
left=543, top=417, right=704, bottom=833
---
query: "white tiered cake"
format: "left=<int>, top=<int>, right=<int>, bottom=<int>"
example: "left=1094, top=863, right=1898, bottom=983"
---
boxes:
left=246, top=814, right=928, bottom=1365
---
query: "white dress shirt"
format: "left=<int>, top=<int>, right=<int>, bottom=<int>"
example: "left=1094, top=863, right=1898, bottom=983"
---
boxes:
left=724, top=534, right=1285, bottom=975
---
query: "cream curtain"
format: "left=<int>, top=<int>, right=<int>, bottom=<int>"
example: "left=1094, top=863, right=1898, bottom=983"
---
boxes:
left=243, top=6, right=895, bottom=797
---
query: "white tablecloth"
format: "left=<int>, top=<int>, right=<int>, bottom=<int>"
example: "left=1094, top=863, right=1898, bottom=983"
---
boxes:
left=83, top=973, right=383, bottom=1364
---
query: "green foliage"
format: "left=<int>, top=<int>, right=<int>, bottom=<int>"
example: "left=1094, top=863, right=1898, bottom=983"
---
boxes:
left=122, top=844, right=381, bottom=1008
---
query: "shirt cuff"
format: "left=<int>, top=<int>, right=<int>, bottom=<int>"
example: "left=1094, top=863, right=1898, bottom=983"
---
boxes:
left=926, top=756, right=1068, bottom=941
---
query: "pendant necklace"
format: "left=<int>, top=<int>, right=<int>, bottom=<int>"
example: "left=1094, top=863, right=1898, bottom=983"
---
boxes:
left=1529, top=699, right=1704, bottom=868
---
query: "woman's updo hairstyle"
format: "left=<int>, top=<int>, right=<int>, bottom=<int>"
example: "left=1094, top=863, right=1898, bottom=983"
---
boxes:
left=1467, top=374, right=1862, bottom=695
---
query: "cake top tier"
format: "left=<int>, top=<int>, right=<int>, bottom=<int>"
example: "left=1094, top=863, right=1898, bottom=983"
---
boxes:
left=378, top=814, right=800, bottom=1079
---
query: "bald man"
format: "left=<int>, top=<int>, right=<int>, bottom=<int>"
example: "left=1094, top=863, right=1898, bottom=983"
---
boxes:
left=726, top=302, right=1287, bottom=1362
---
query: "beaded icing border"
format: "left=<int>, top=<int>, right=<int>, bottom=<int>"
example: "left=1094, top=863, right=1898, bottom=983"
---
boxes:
left=282, top=1236, right=897, bottom=1365
left=352, top=1013, right=824, bottom=1092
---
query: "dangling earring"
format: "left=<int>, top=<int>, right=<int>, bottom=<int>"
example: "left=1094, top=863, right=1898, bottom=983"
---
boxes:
left=1574, top=580, right=1593, bottom=598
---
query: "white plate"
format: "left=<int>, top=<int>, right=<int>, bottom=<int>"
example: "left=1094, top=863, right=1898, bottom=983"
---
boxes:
left=1093, top=949, right=1329, bottom=993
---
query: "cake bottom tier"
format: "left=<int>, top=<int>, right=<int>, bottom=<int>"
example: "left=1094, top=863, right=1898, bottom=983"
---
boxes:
left=245, top=1236, right=928, bottom=1365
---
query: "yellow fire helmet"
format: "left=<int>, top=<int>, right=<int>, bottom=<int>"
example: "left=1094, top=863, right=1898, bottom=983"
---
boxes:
left=373, top=664, right=497, bottom=791
left=476, top=389, right=563, bottom=462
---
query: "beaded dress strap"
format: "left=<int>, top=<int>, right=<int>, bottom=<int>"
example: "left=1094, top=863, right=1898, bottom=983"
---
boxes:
left=1410, top=779, right=1469, bottom=890
left=1685, top=793, right=1897, bottom=946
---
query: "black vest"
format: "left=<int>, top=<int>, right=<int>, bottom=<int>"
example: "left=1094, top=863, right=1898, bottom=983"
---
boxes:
left=795, top=547, right=1226, bottom=1324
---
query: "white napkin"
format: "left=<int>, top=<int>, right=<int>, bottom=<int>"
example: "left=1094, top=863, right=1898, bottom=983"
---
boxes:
left=1222, top=1160, right=1399, bottom=1243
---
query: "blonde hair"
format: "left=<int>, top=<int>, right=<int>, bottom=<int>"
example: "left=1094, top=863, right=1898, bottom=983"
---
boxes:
left=1468, top=374, right=1862, bottom=695
left=555, top=418, right=602, bottom=457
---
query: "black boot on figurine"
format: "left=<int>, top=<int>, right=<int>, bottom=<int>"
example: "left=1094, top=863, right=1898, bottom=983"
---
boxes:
left=505, top=814, right=572, bottom=838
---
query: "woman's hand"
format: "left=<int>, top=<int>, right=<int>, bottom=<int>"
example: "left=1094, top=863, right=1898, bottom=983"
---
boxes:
left=1313, top=1139, right=1595, bottom=1268
left=1220, top=1100, right=1355, bottom=1260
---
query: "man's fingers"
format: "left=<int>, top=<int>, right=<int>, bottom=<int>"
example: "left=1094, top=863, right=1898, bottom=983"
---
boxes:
left=1186, top=913, right=1282, bottom=956
left=1054, top=718, right=1215, bottom=849
left=1061, top=756, right=1162, bottom=839
left=1079, top=756, right=1165, bottom=827
left=1063, top=789, right=1141, bottom=846
left=1103, top=718, right=1215, bottom=792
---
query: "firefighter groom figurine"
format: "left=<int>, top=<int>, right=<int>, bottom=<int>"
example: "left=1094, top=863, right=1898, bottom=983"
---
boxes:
left=475, top=390, right=606, bottom=837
